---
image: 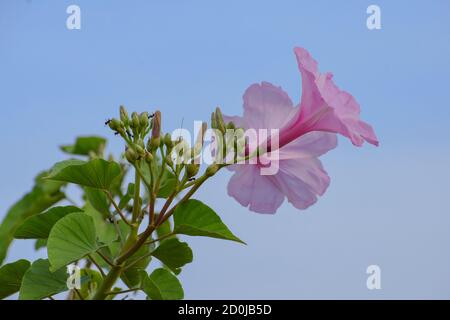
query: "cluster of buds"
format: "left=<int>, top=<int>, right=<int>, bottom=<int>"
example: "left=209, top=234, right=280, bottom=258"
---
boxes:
left=107, top=106, right=162, bottom=164
left=211, top=107, right=236, bottom=134
left=108, top=106, right=226, bottom=183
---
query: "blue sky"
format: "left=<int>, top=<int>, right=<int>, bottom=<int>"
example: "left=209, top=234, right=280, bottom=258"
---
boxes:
left=1, top=0, right=449, bottom=298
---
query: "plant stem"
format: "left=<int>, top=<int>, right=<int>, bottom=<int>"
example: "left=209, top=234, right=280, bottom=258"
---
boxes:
left=132, top=166, right=141, bottom=223
left=157, top=174, right=208, bottom=226
left=92, top=265, right=123, bottom=300
left=105, top=191, right=132, bottom=226
left=96, top=250, right=115, bottom=267
left=87, top=254, right=106, bottom=278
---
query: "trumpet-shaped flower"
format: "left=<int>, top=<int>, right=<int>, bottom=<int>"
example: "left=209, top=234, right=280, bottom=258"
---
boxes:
left=223, top=47, right=378, bottom=214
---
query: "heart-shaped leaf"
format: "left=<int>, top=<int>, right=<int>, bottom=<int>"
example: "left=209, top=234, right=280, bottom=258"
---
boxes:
left=14, top=206, right=82, bottom=239
left=0, top=171, right=65, bottom=264
left=85, top=187, right=110, bottom=219
left=47, top=212, right=100, bottom=272
left=151, top=238, right=193, bottom=274
left=45, top=159, right=121, bottom=191
left=19, top=259, right=68, bottom=300
left=84, top=202, right=116, bottom=245
left=173, top=199, right=245, bottom=244
left=143, top=268, right=184, bottom=300
left=0, top=259, right=31, bottom=299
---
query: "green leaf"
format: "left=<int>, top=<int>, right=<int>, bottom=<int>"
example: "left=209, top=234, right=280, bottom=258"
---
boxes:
left=14, top=206, right=82, bottom=239
left=19, top=259, right=68, bottom=300
left=47, top=212, right=100, bottom=272
left=45, top=159, right=122, bottom=190
left=60, top=136, right=106, bottom=156
left=84, top=202, right=116, bottom=245
left=0, top=171, right=65, bottom=264
left=173, top=199, right=245, bottom=244
left=143, top=268, right=184, bottom=300
left=151, top=238, right=193, bottom=274
left=85, top=187, right=110, bottom=218
left=34, top=239, right=47, bottom=250
left=119, top=183, right=135, bottom=209
left=157, top=169, right=177, bottom=198
left=0, top=259, right=31, bottom=299
left=121, top=244, right=153, bottom=289
left=141, top=163, right=176, bottom=199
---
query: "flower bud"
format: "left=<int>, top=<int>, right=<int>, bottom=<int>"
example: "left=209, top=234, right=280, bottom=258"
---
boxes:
left=215, top=107, right=226, bottom=134
left=109, top=118, right=123, bottom=132
left=164, top=133, right=173, bottom=149
left=165, top=155, right=173, bottom=166
left=125, top=148, right=138, bottom=163
left=205, top=163, right=220, bottom=177
left=186, top=163, right=200, bottom=178
left=226, top=121, right=236, bottom=130
left=140, top=112, right=149, bottom=129
left=135, top=145, right=145, bottom=157
left=147, top=137, right=161, bottom=151
left=131, top=112, right=140, bottom=129
left=152, top=111, right=161, bottom=139
left=211, top=112, right=217, bottom=129
left=120, top=105, right=129, bottom=126
left=136, top=138, right=145, bottom=149
left=144, top=152, right=153, bottom=163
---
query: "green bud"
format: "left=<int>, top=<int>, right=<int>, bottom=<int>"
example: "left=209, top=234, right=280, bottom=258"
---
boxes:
left=211, top=112, right=217, bottom=129
left=109, top=118, right=124, bottom=133
left=120, top=105, right=129, bottom=125
left=214, top=107, right=226, bottom=134
left=147, top=137, right=161, bottom=151
left=131, top=112, right=140, bottom=129
left=205, top=163, right=220, bottom=177
left=140, top=112, right=149, bottom=129
left=226, top=121, right=236, bottom=130
left=165, top=155, right=173, bottom=166
left=151, top=137, right=161, bottom=150
left=125, top=148, right=138, bottom=163
left=164, top=133, right=173, bottom=148
left=144, top=152, right=153, bottom=163
left=186, top=163, right=200, bottom=178
left=135, top=145, right=145, bottom=156
left=136, top=138, right=145, bottom=149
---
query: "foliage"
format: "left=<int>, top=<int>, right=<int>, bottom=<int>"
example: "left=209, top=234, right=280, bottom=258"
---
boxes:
left=0, top=106, right=243, bottom=300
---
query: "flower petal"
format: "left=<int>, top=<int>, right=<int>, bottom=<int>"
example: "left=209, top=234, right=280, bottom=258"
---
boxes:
left=278, top=131, right=337, bottom=160
left=227, top=165, right=285, bottom=214
left=272, top=156, right=331, bottom=210
left=291, top=47, right=379, bottom=147
left=243, top=82, right=295, bottom=130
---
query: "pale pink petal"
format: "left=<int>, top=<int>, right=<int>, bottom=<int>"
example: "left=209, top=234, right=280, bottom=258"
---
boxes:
left=243, top=82, right=295, bottom=130
left=227, top=165, right=284, bottom=214
left=272, top=156, right=331, bottom=210
left=278, top=131, right=337, bottom=160
left=284, top=47, right=379, bottom=147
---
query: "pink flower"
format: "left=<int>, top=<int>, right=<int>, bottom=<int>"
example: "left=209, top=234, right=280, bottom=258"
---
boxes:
left=223, top=47, right=378, bottom=214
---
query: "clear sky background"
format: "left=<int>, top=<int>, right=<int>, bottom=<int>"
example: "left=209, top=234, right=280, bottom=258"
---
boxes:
left=1, top=0, right=449, bottom=299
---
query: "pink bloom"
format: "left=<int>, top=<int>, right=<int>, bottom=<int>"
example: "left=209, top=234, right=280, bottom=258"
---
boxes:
left=223, top=47, right=378, bottom=214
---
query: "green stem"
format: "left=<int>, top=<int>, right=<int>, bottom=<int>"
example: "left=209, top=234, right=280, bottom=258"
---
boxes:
left=105, top=191, right=132, bottom=226
left=132, top=166, right=141, bottom=223
left=157, top=174, right=208, bottom=226
left=116, top=225, right=155, bottom=265
left=92, top=265, right=123, bottom=300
